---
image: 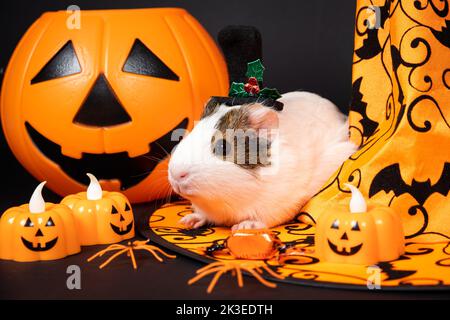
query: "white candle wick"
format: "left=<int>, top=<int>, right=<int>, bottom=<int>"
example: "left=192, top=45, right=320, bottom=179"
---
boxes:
left=344, top=183, right=367, bottom=213
left=29, top=181, right=47, bottom=214
left=86, top=173, right=102, bottom=200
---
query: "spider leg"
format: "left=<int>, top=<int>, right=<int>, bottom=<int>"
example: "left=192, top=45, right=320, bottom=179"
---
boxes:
left=128, top=248, right=138, bottom=269
left=243, top=266, right=277, bottom=288
left=98, top=248, right=129, bottom=269
left=195, top=261, right=227, bottom=274
left=261, top=264, right=285, bottom=280
left=87, top=245, right=126, bottom=262
left=143, top=245, right=176, bottom=259
left=254, top=266, right=264, bottom=274
left=133, top=240, right=150, bottom=246
left=188, top=266, right=228, bottom=285
left=139, top=247, right=164, bottom=262
left=236, top=267, right=244, bottom=288
left=207, top=270, right=226, bottom=294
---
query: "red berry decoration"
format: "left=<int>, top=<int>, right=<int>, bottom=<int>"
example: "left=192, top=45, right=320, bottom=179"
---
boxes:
left=247, top=77, right=258, bottom=86
left=244, top=77, right=260, bottom=95
left=250, top=85, right=260, bottom=95
left=228, top=59, right=281, bottom=100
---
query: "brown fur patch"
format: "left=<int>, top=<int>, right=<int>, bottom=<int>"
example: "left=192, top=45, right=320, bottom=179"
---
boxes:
left=212, top=105, right=271, bottom=169
left=215, top=108, right=250, bottom=132
left=201, top=98, right=221, bottom=119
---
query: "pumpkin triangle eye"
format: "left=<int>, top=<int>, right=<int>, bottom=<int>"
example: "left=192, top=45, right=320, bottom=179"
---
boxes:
left=24, top=218, right=34, bottom=227
left=73, top=74, right=132, bottom=127
left=351, top=221, right=360, bottom=231
left=122, top=39, right=179, bottom=81
left=111, top=206, right=118, bottom=214
left=46, top=217, right=55, bottom=227
left=331, top=219, right=339, bottom=229
left=31, top=40, right=81, bottom=84
left=125, top=203, right=131, bottom=211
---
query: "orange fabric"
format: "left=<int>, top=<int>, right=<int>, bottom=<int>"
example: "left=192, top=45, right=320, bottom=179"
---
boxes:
left=303, top=0, right=450, bottom=242
left=148, top=203, right=450, bottom=289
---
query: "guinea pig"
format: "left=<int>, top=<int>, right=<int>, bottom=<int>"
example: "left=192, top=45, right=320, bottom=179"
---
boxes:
left=168, top=91, right=357, bottom=230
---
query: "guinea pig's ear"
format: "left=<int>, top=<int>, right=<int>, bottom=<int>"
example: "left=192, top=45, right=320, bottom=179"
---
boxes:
left=201, top=97, right=221, bottom=119
left=246, top=104, right=279, bottom=135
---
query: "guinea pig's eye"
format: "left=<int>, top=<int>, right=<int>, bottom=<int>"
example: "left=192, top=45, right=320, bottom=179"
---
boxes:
left=213, top=139, right=231, bottom=158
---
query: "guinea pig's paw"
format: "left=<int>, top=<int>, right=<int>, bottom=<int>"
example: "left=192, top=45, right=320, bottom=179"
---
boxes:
left=179, top=213, right=208, bottom=229
left=231, top=220, right=267, bottom=231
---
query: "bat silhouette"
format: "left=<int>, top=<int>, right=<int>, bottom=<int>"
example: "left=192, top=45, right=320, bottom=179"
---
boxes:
left=378, top=256, right=417, bottom=281
left=354, top=0, right=389, bottom=60
left=350, top=77, right=379, bottom=138
left=369, top=163, right=450, bottom=205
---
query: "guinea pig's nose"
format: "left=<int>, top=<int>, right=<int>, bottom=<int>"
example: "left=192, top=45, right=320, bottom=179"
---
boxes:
left=177, top=171, right=189, bottom=180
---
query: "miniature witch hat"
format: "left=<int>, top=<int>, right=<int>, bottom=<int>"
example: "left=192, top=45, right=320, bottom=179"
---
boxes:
left=214, top=26, right=283, bottom=111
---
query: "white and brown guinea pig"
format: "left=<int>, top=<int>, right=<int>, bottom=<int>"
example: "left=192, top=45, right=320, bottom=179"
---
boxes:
left=168, top=91, right=357, bottom=230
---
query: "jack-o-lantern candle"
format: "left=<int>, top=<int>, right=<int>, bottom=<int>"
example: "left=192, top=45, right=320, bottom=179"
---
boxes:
left=315, top=184, right=405, bottom=265
left=61, top=173, right=135, bottom=245
left=0, top=182, right=80, bottom=262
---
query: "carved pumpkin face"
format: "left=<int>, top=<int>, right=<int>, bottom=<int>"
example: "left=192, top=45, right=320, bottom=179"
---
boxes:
left=0, top=182, right=80, bottom=262
left=315, top=184, right=405, bottom=265
left=61, top=174, right=135, bottom=245
left=1, top=8, right=228, bottom=203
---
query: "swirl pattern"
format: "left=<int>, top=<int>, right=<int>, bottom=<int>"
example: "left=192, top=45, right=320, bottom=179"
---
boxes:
left=143, top=204, right=450, bottom=289
left=303, top=0, right=450, bottom=242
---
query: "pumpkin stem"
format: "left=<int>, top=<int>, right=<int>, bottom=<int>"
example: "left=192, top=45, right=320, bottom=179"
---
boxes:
left=344, top=183, right=367, bottom=213
left=29, top=181, right=47, bottom=213
left=86, top=173, right=102, bottom=200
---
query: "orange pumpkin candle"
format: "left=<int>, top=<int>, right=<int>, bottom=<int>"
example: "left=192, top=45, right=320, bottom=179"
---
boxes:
left=61, top=173, right=135, bottom=245
left=315, top=183, right=405, bottom=265
left=0, top=182, right=80, bottom=262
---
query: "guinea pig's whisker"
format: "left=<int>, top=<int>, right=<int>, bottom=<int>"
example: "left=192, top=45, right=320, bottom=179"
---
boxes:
left=154, top=141, right=171, bottom=157
left=164, top=186, right=174, bottom=204
left=142, top=155, right=166, bottom=162
left=152, top=183, right=173, bottom=206
left=156, top=186, right=169, bottom=205
left=124, top=173, right=172, bottom=206
left=128, top=168, right=168, bottom=179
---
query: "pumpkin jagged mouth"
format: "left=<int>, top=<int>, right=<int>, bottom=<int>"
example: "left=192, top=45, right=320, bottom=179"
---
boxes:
left=110, top=221, right=134, bottom=235
left=25, top=118, right=188, bottom=190
left=21, top=236, right=58, bottom=252
left=327, top=239, right=363, bottom=256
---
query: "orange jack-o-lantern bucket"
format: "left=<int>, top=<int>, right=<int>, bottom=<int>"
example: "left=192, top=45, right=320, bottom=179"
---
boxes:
left=1, top=8, right=228, bottom=203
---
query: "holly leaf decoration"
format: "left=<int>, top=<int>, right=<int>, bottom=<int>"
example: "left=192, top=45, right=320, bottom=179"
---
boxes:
left=245, top=59, right=265, bottom=82
left=259, top=87, right=282, bottom=100
left=229, top=82, right=249, bottom=97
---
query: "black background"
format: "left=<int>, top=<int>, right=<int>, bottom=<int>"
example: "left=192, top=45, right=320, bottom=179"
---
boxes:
left=1, top=0, right=447, bottom=300
left=0, top=0, right=356, bottom=212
